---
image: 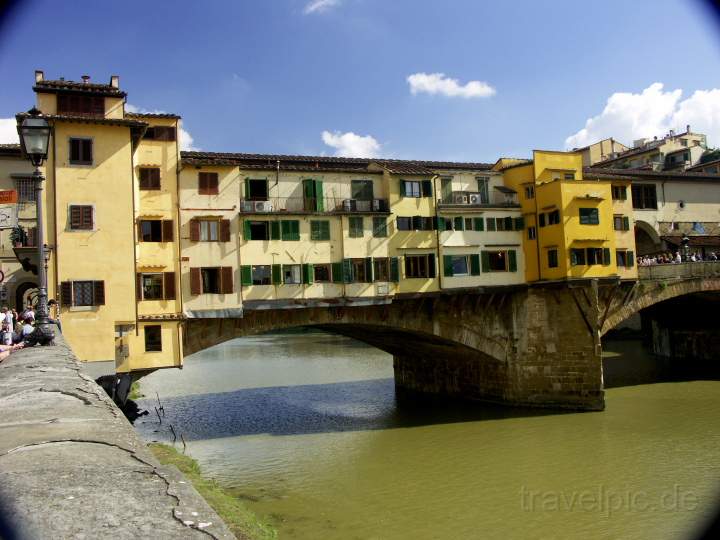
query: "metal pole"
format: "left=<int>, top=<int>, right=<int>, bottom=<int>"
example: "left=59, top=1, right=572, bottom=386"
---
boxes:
left=28, top=167, right=54, bottom=345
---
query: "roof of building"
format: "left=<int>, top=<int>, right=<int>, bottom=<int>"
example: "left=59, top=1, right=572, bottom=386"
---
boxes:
left=0, top=143, right=21, bottom=157
left=686, top=158, right=720, bottom=171
left=16, top=112, right=147, bottom=129
left=125, top=112, right=181, bottom=120
left=584, top=166, right=720, bottom=182
left=33, top=78, right=127, bottom=98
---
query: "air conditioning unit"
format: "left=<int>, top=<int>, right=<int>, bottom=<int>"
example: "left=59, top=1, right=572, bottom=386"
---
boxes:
left=372, top=199, right=381, bottom=211
left=452, top=193, right=469, bottom=204
left=254, top=201, right=273, bottom=212
left=240, top=200, right=254, bottom=212
left=468, top=194, right=481, bottom=205
left=343, top=199, right=357, bottom=212
left=376, top=283, right=389, bottom=295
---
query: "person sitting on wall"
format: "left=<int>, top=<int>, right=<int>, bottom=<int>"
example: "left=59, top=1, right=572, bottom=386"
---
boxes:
left=20, top=317, right=35, bottom=341
left=21, top=304, right=35, bottom=323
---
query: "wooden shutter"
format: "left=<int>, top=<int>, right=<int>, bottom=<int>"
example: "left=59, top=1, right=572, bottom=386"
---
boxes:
left=504, top=217, right=513, bottom=230
left=302, top=264, right=313, bottom=285
left=220, top=267, right=233, bottom=294
left=139, top=168, right=148, bottom=189
left=602, top=248, right=611, bottom=266
left=136, top=273, right=143, bottom=300
left=473, top=217, right=484, bottom=231
left=342, top=259, right=353, bottom=284
left=437, top=217, right=446, bottom=232
left=514, top=217, right=524, bottom=230
left=270, top=221, right=280, bottom=240
left=481, top=251, right=490, bottom=272
left=454, top=217, right=464, bottom=231
left=365, top=258, right=373, bottom=283
left=470, top=254, right=481, bottom=275
left=400, top=180, right=407, bottom=197
left=70, top=206, right=82, bottom=229
left=189, top=219, right=200, bottom=241
left=427, top=254, right=436, bottom=278
left=60, top=281, right=73, bottom=307
left=508, top=250, right=517, bottom=272
left=198, top=173, right=207, bottom=194
left=240, top=266, right=252, bottom=286
left=623, top=216, right=630, bottom=230
left=244, top=177, right=251, bottom=198
left=332, top=262, right=344, bottom=283
left=206, top=173, right=219, bottom=195
left=190, top=268, right=201, bottom=295
left=421, top=180, right=433, bottom=197
left=315, top=180, right=324, bottom=212
left=272, top=264, right=282, bottom=285
left=220, top=219, right=231, bottom=242
left=390, top=257, right=400, bottom=282
left=412, top=216, right=422, bottom=231
left=443, top=255, right=454, bottom=277
left=82, top=206, right=93, bottom=229
left=243, top=220, right=252, bottom=240
left=627, top=251, right=635, bottom=268
left=93, top=281, right=105, bottom=306
left=164, top=272, right=176, bottom=300
left=486, top=218, right=496, bottom=231
left=162, top=220, right=174, bottom=242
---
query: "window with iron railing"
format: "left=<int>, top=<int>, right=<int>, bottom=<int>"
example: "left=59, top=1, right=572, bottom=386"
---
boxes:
left=15, top=178, right=35, bottom=203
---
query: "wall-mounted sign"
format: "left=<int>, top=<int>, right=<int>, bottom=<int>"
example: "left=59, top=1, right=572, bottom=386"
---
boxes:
left=0, top=190, right=18, bottom=204
left=0, top=205, right=16, bottom=229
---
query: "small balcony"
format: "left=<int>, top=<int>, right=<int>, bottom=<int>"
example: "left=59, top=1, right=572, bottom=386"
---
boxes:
left=239, top=197, right=390, bottom=214
left=438, top=189, right=519, bottom=208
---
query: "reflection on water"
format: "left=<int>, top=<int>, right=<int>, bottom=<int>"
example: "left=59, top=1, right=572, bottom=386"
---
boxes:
left=135, top=331, right=720, bottom=540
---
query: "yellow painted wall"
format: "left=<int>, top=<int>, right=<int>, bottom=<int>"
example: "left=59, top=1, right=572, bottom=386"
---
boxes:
left=500, top=163, right=538, bottom=281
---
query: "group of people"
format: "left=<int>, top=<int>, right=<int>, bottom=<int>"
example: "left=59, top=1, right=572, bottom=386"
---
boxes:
left=637, top=251, right=718, bottom=266
left=0, top=301, right=60, bottom=362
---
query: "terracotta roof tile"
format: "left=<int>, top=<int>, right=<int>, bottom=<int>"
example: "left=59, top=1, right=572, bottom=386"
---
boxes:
left=125, top=112, right=181, bottom=120
left=34, top=79, right=126, bottom=97
left=584, top=166, right=720, bottom=182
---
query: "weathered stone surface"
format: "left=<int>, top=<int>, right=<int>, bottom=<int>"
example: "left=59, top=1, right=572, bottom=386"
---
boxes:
left=0, top=334, right=234, bottom=540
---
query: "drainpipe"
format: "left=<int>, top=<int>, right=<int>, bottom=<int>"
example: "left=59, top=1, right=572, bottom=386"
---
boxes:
left=431, top=174, right=443, bottom=290
left=236, top=165, right=245, bottom=307
left=130, top=131, right=139, bottom=337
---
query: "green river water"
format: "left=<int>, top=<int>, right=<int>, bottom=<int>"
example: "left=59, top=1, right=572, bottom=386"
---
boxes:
left=134, top=331, right=720, bottom=540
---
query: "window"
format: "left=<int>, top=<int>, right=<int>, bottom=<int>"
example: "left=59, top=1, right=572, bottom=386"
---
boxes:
left=198, top=172, right=219, bottom=195
left=397, top=217, right=411, bottom=231
left=15, top=178, right=35, bottom=203
left=192, top=219, right=230, bottom=242
left=143, top=126, right=176, bottom=141
left=404, top=254, right=436, bottom=278
left=144, top=325, right=162, bottom=352
left=351, top=180, right=374, bottom=201
left=476, top=176, right=490, bottom=204
left=69, top=138, right=92, bottom=165
left=283, top=265, right=302, bottom=284
left=444, top=254, right=481, bottom=276
left=547, top=249, right=558, bottom=268
left=613, top=215, right=630, bottom=231
left=539, top=213, right=546, bottom=227
left=579, top=208, right=599, bottom=225
left=611, top=185, right=627, bottom=200
left=548, top=210, right=560, bottom=225
left=495, top=216, right=513, bottom=231
left=373, top=258, right=390, bottom=281
left=313, top=264, right=332, bottom=282
left=564, top=172, right=575, bottom=180
left=201, top=268, right=221, bottom=294
left=486, top=217, right=497, bottom=231
left=200, top=220, right=219, bottom=241
left=252, top=265, right=271, bottom=285
left=247, top=221, right=269, bottom=241
left=139, top=220, right=173, bottom=242
left=311, top=220, right=330, bottom=241
left=57, top=94, right=104, bottom=116
left=69, top=205, right=93, bottom=230
left=372, top=217, right=387, bottom=237
left=402, top=180, right=422, bottom=198
left=246, top=179, right=268, bottom=200
left=586, top=248, right=603, bottom=265
left=349, top=217, right=364, bottom=238
left=60, top=280, right=104, bottom=307
left=525, top=185, right=535, bottom=199
left=632, top=184, right=657, bottom=209
left=616, top=250, right=635, bottom=268
left=351, top=258, right=368, bottom=282
left=450, top=255, right=469, bottom=276
left=528, top=226, right=537, bottom=240
left=141, top=274, right=164, bottom=300
left=570, top=248, right=586, bottom=266
left=281, top=220, right=300, bottom=241
left=190, top=266, right=233, bottom=294
left=454, top=216, right=465, bottom=231
left=139, top=168, right=160, bottom=190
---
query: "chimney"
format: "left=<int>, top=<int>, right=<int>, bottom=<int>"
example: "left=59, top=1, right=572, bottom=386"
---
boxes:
left=34, top=70, right=44, bottom=82
left=81, top=75, right=90, bottom=84
left=686, top=124, right=691, bottom=133
left=110, top=75, right=119, bottom=88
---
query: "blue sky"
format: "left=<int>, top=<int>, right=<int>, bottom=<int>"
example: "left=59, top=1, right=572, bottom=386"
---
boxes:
left=2, top=0, right=720, bottom=161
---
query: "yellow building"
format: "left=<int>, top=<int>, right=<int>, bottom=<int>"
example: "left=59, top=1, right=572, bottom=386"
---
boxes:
left=497, top=150, right=637, bottom=282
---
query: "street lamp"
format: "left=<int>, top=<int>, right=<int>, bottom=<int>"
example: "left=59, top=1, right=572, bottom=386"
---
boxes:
left=17, top=107, right=54, bottom=345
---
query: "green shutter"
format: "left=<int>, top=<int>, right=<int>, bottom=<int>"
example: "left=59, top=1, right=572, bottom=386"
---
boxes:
left=486, top=218, right=496, bottom=231
left=421, top=180, right=433, bottom=197
left=627, top=251, right=635, bottom=267
left=302, top=263, right=313, bottom=284
left=310, top=221, right=319, bottom=241
left=400, top=180, right=407, bottom=197
left=454, top=216, right=464, bottom=231
left=244, top=177, right=250, bottom=199
left=473, top=217, right=484, bottom=231
left=504, top=216, right=513, bottom=230
left=427, top=254, right=436, bottom=278
left=315, top=180, right=324, bottom=212
left=390, top=257, right=399, bottom=282
left=281, top=220, right=300, bottom=241
left=365, top=257, right=373, bottom=283
left=240, top=265, right=252, bottom=286
left=332, top=262, right=343, bottom=283
left=603, top=248, right=611, bottom=266
left=508, top=250, right=517, bottom=272
left=271, top=221, right=280, bottom=240
left=272, top=264, right=282, bottom=284
left=623, top=216, right=630, bottom=230
left=481, top=251, right=490, bottom=272
left=470, top=254, right=480, bottom=275
left=343, top=258, right=353, bottom=283
left=443, top=255, right=454, bottom=277
left=514, top=217, right=525, bottom=230
left=243, top=220, right=252, bottom=240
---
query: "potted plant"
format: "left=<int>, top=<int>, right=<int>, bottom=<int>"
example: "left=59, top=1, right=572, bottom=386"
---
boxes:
left=10, top=225, right=27, bottom=247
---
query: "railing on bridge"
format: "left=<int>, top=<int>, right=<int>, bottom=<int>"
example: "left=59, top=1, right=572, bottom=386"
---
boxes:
left=239, top=197, right=390, bottom=214
left=638, top=261, right=720, bottom=280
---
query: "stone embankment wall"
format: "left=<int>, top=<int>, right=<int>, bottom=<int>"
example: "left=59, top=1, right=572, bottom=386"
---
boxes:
left=0, top=333, right=234, bottom=540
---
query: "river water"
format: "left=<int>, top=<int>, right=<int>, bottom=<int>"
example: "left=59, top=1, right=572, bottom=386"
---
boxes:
left=134, top=330, right=720, bottom=540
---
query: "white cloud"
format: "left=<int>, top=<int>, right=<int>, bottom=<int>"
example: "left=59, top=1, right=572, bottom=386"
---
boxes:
left=321, top=130, right=380, bottom=157
left=407, top=72, right=496, bottom=99
left=304, top=0, right=340, bottom=15
left=0, top=118, right=19, bottom=144
left=565, top=83, right=720, bottom=149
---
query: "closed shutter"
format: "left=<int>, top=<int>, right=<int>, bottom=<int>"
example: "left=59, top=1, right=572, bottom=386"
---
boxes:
left=93, top=281, right=105, bottom=306
left=70, top=206, right=82, bottom=229
left=437, top=217, right=446, bottom=232
left=302, top=264, right=313, bottom=284
left=443, top=255, right=454, bottom=277
left=241, top=265, right=252, bottom=286
left=220, top=267, right=233, bottom=294
left=220, top=219, right=231, bottom=242
left=603, top=248, right=611, bottom=266
left=207, top=173, right=219, bottom=195
left=400, top=180, right=407, bottom=197
left=162, top=220, right=174, bottom=242
left=244, top=177, right=250, bottom=199
left=272, top=264, right=282, bottom=285
left=60, top=281, right=73, bottom=307
left=627, top=251, right=635, bottom=268
left=315, top=180, right=324, bottom=212
left=486, top=218, right=496, bottom=231
left=427, top=254, right=436, bottom=278
left=454, top=216, right=464, bottom=231
left=332, top=262, right=344, bottom=283
left=421, top=180, right=433, bottom=197
left=198, top=173, right=207, bottom=194
left=470, top=254, right=481, bottom=275
left=508, top=250, right=517, bottom=272
left=481, top=251, right=490, bottom=272
left=190, top=268, right=201, bottom=295
left=243, top=220, right=252, bottom=240
left=365, top=258, right=373, bottom=283
left=270, top=221, right=280, bottom=240
left=514, top=217, right=524, bottom=230
left=623, top=216, right=630, bottom=230
left=139, top=168, right=149, bottom=190
left=190, top=219, right=200, bottom=241
left=390, top=257, right=400, bottom=282
left=164, top=272, right=176, bottom=300
left=136, top=273, right=142, bottom=301
left=342, top=259, right=353, bottom=284
left=504, top=216, right=513, bottom=230
left=473, top=217, right=484, bottom=231
left=412, top=216, right=422, bottom=231
left=82, top=207, right=93, bottom=229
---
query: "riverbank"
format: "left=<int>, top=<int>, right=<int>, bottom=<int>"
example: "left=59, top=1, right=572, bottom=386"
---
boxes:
left=149, top=443, right=277, bottom=540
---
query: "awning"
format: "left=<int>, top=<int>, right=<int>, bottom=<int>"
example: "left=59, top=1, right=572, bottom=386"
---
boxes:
left=662, top=235, right=720, bottom=247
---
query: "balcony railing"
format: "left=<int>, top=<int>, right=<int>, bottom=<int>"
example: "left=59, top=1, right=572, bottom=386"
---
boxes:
left=439, top=191, right=519, bottom=207
left=239, top=197, right=389, bottom=214
left=638, top=261, right=720, bottom=280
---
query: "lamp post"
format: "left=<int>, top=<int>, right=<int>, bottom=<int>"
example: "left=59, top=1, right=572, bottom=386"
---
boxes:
left=17, top=107, right=54, bottom=345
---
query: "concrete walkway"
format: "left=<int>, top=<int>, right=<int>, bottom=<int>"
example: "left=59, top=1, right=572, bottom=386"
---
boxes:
left=0, top=334, right=234, bottom=539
